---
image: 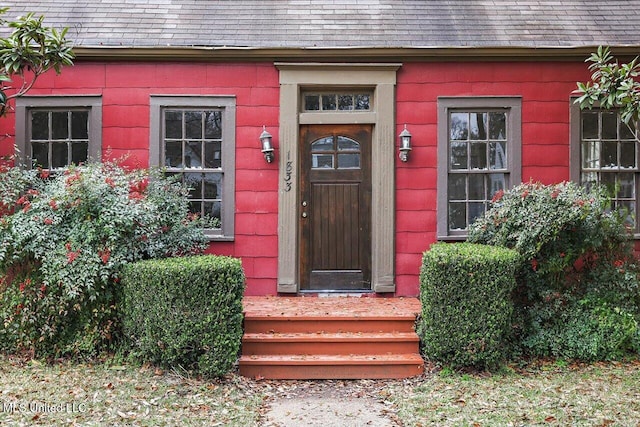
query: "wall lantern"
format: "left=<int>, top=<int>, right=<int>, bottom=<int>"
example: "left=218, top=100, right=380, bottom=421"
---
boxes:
left=259, top=126, right=275, bottom=163
left=398, top=124, right=412, bottom=162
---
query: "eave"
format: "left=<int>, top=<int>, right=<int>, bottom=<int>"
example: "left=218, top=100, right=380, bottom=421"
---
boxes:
left=72, top=45, right=640, bottom=63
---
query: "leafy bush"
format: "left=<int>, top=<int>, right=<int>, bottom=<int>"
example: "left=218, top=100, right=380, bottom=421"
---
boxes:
left=0, top=162, right=208, bottom=357
left=469, top=181, right=640, bottom=360
left=418, top=242, right=520, bottom=369
left=121, top=255, right=245, bottom=377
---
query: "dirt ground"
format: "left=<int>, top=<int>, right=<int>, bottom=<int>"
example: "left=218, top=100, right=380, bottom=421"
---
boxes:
left=257, top=379, right=403, bottom=427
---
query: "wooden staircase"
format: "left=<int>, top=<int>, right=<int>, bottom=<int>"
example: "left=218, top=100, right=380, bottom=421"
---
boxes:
left=239, top=296, right=424, bottom=379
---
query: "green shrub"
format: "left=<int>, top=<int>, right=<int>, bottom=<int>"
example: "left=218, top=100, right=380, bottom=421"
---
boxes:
left=0, top=162, right=208, bottom=357
left=121, top=255, right=245, bottom=377
left=469, top=181, right=640, bottom=360
left=419, top=242, right=520, bottom=369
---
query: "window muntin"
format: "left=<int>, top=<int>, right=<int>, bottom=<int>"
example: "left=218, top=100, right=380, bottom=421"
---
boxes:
left=29, top=109, right=90, bottom=170
left=311, top=135, right=361, bottom=169
left=437, top=97, right=522, bottom=239
left=447, top=110, right=509, bottom=232
left=162, top=109, right=224, bottom=230
left=579, top=109, right=638, bottom=228
left=16, top=96, right=102, bottom=171
left=150, top=96, right=236, bottom=240
left=303, top=92, right=371, bottom=112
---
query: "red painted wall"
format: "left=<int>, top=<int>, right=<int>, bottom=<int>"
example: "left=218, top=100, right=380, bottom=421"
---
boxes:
left=0, top=59, right=597, bottom=297
left=393, top=61, right=591, bottom=296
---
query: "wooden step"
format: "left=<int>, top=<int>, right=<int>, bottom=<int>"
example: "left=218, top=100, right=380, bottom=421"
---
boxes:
left=239, top=296, right=424, bottom=380
left=242, top=332, right=419, bottom=355
left=238, top=354, right=424, bottom=379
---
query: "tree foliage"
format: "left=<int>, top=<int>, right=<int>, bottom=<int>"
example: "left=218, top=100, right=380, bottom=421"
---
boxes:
left=0, top=8, right=74, bottom=116
left=575, top=46, right=640, bottom=127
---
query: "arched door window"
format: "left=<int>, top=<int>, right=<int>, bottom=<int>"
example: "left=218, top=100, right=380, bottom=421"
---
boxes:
left=311, top=135, right=361, bottom=169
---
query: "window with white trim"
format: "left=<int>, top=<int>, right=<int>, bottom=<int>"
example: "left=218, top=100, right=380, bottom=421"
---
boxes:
left=150, top=96, right=236, bottom=240
left=437, top=97, right=522, bottom=239
left=16, top=96, right=102, bottom=170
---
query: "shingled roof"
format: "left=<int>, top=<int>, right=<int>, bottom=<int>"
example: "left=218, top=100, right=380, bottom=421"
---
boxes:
left=2, top=1, right=640, bottom=58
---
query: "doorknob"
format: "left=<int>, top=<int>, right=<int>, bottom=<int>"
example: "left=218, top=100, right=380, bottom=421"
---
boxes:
left=302, top=212, right=308, bottom=218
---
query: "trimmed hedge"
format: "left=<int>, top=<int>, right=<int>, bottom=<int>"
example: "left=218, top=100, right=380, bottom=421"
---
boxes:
left=419, top=243, right=520, bottom=369
left=121, top=255, right=245, bottom=377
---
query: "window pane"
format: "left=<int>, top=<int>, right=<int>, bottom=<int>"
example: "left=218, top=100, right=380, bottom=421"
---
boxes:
left=355, top=94, right=370, bottom=110
left=450, top=113, right=469, bottom=140
left=582, top=112, right=599, bottom=139
left=448, top=174, right=466, bottom=200
left=337, top=153, right=360, bottom=169
left=32, top=142, right=48, bottom=168
left=450, top=141, right=468, bottom=170
left=188, top=200, right=202, bottom=216
left=338, top=95, right=354, bottom=111
left=322, top=95, right=336, bottom=111
left=601, top=173, right=616, bottom=196
left=602, top=112, right=618, bottom=139
left=489, top=112, right=506, bottom=140
left=51, top=142, right=68, bottom=168
left=489, top=173, right=506, bottom=195
left=304, top=95, right=320, bottom=111
left=185, top=111, right=202, bottom=139
left=489, top=141, right=507, bottom=169
left=621, top=142, right=636, bottom=169
left=468, top=174, right=485, bottom=200
left=469, top=113, right=487, bottom=140
left=311, top=137, right=334, bottom=152
left=601, top=141, right=618, bottom=168
left=204, top=141, right=222, bottom=168
left=312, top=154, right=333, bottom=169
left=203, top=201, right=222, bottom=229
left=618, top=173, right=635, bottom=199
left=469, top=202, right=486, bottom=225
left=203, top=173, right=221, bottom=199
left=338, top=136, right=359, bottom=151
left=582, top=141, right=600, bottom=169
left=51, top=112, right=68, bottom=140
left=449, top=202, right=467, bottom=231
left=71, top=142, right=88, bottom=164
left=620, top=120, right=636, bottom=140
left=470, top=142, right=487, bottom=169
left=185, top=173, right=203, bottom=198
left=165, top=141, right=182, bottom=167
left=185, top=141, right=202, bottom=168
left=204, top=111, right=222, bottom=139
left=165, top=110, right=182, bottom=139
left=617, top=200, right=635, bottom=227
left=581, top=171, right=598, bottom=191
left=71, top=111, right=89, bottom=139
left=31, top=111, right=49, bottom=140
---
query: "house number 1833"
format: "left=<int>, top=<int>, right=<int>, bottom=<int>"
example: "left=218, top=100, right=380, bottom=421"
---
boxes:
left=284, top=151, right=293, bottom=192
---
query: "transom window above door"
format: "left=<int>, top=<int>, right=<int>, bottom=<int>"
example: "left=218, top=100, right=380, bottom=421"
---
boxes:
left=311, top=135, right=361, bottom=169
left=303, top=92, right=372, bottom=112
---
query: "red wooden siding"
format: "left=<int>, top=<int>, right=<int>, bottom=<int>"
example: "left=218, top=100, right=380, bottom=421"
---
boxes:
left=0, top=59, right=602, bottom=296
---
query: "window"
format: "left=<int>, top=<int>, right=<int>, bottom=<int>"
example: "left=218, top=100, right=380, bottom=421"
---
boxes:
left=437, top=97, right=522, bottom=239
left=311, top=135, right=361, bottom=169
left=571, top=105, right=638, bottom=232
left=303, top=92, right=371, bottom=112
left=150, top=96, right=236, bottom=240
left=16, top=96, right=102, bottom=170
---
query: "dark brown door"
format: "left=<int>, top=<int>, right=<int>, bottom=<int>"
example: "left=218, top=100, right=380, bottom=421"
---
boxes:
left=299, top=124, right=372, bottom=291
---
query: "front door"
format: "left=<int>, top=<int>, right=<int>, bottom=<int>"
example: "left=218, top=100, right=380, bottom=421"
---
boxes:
left=299, top=124, right=372, bottom=291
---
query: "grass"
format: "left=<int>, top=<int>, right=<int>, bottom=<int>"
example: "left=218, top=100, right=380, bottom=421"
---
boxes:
left=0, top=355, right=263, bottom=426
left=2, top=355, right=640, bottom=426
left=388, top=361, right=640, bottom=426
